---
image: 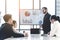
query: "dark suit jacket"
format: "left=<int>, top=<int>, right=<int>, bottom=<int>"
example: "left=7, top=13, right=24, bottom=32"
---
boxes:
left=43, top=13, right=51, bottom=32
left=0, top=23, right=24, bottom=39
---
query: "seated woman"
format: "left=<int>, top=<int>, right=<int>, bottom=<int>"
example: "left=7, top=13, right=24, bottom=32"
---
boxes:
left=50, top=15, right=60, bottom=37
left=12, top=20, right=18, bottom=33
left=12, top=20, right=28, bottom=37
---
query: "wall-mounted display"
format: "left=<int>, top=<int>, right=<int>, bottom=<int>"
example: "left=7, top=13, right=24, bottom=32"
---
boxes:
left=20, top=9, right=44, bottom=25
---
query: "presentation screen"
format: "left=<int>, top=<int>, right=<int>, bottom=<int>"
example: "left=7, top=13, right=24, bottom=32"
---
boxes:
left=20, top=9, right=44, bottom=25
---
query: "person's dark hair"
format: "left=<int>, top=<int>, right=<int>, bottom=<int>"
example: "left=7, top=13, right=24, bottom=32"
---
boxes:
left=51, top=15, right=57, bottom=21
left=56, top=16, right=60, bottom=22
left=13, top=20, right=16, bottom=25
left=42, top=7, right=47, bottom=10
left=3, top=14, right=12, bottom=22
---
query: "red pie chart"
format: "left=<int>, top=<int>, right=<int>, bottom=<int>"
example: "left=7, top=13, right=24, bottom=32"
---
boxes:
left=24, top=11, right=30, bottom=17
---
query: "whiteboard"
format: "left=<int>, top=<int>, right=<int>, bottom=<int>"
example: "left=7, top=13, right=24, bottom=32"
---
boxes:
left=20, top=9, right=44, bottom=25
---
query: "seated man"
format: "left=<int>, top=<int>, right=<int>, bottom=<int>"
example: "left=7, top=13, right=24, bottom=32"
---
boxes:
left=0, top=14, right=28, bottom=39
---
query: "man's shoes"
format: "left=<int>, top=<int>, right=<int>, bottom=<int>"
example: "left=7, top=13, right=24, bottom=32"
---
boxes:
left=52, top=35, right=56, bottom=37
left=41, top=34, right=48, bottom=37
left=41, top=34, right=45, bottom=36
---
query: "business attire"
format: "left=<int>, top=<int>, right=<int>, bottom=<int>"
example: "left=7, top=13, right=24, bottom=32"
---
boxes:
left=50, top=21, right=60, bottom=37
left=0, top=23, right=24, bottom=39
left=42, top=13, right=51, bottom=34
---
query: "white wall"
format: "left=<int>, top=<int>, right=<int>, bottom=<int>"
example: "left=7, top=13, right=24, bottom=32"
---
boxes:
left=0, top=0, right=5, bottom=27
left=6, top=0, right=19, bottom=29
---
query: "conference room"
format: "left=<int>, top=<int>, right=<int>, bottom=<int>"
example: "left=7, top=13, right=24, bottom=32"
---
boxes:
left=0, top=0, right=60, bottom=40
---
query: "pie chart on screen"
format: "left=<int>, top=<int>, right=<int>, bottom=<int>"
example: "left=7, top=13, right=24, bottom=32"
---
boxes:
left=24, top=11, right=30, bottom=17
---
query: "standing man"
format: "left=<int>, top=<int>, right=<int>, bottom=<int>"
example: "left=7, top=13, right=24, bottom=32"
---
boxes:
left=42, top=7, right=51, bottom=36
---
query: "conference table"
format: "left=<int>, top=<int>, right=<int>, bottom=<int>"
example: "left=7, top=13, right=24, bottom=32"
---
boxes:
left=5, top=34, right=60, bottom=40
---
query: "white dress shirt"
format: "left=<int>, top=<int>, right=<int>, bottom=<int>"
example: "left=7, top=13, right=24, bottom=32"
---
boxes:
left=50, top=21, right=60, bottom=37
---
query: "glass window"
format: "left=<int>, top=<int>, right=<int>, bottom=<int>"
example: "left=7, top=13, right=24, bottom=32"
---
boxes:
left=0, top=0, right=5, bottom=27
left=34, top=0, right=40, bottom=9
left=20, top=0, right=33, bottom=9
left=20, top=25, right=31, bottom=29
left=6, top=0, right=19, bottom=29
left=56, top=0, right=60, bottom=16
left=41, top=0, right=55, bottom=15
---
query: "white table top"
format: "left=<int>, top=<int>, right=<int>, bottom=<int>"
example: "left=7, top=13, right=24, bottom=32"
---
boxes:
left=5, top=34, right=60, bottom=40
